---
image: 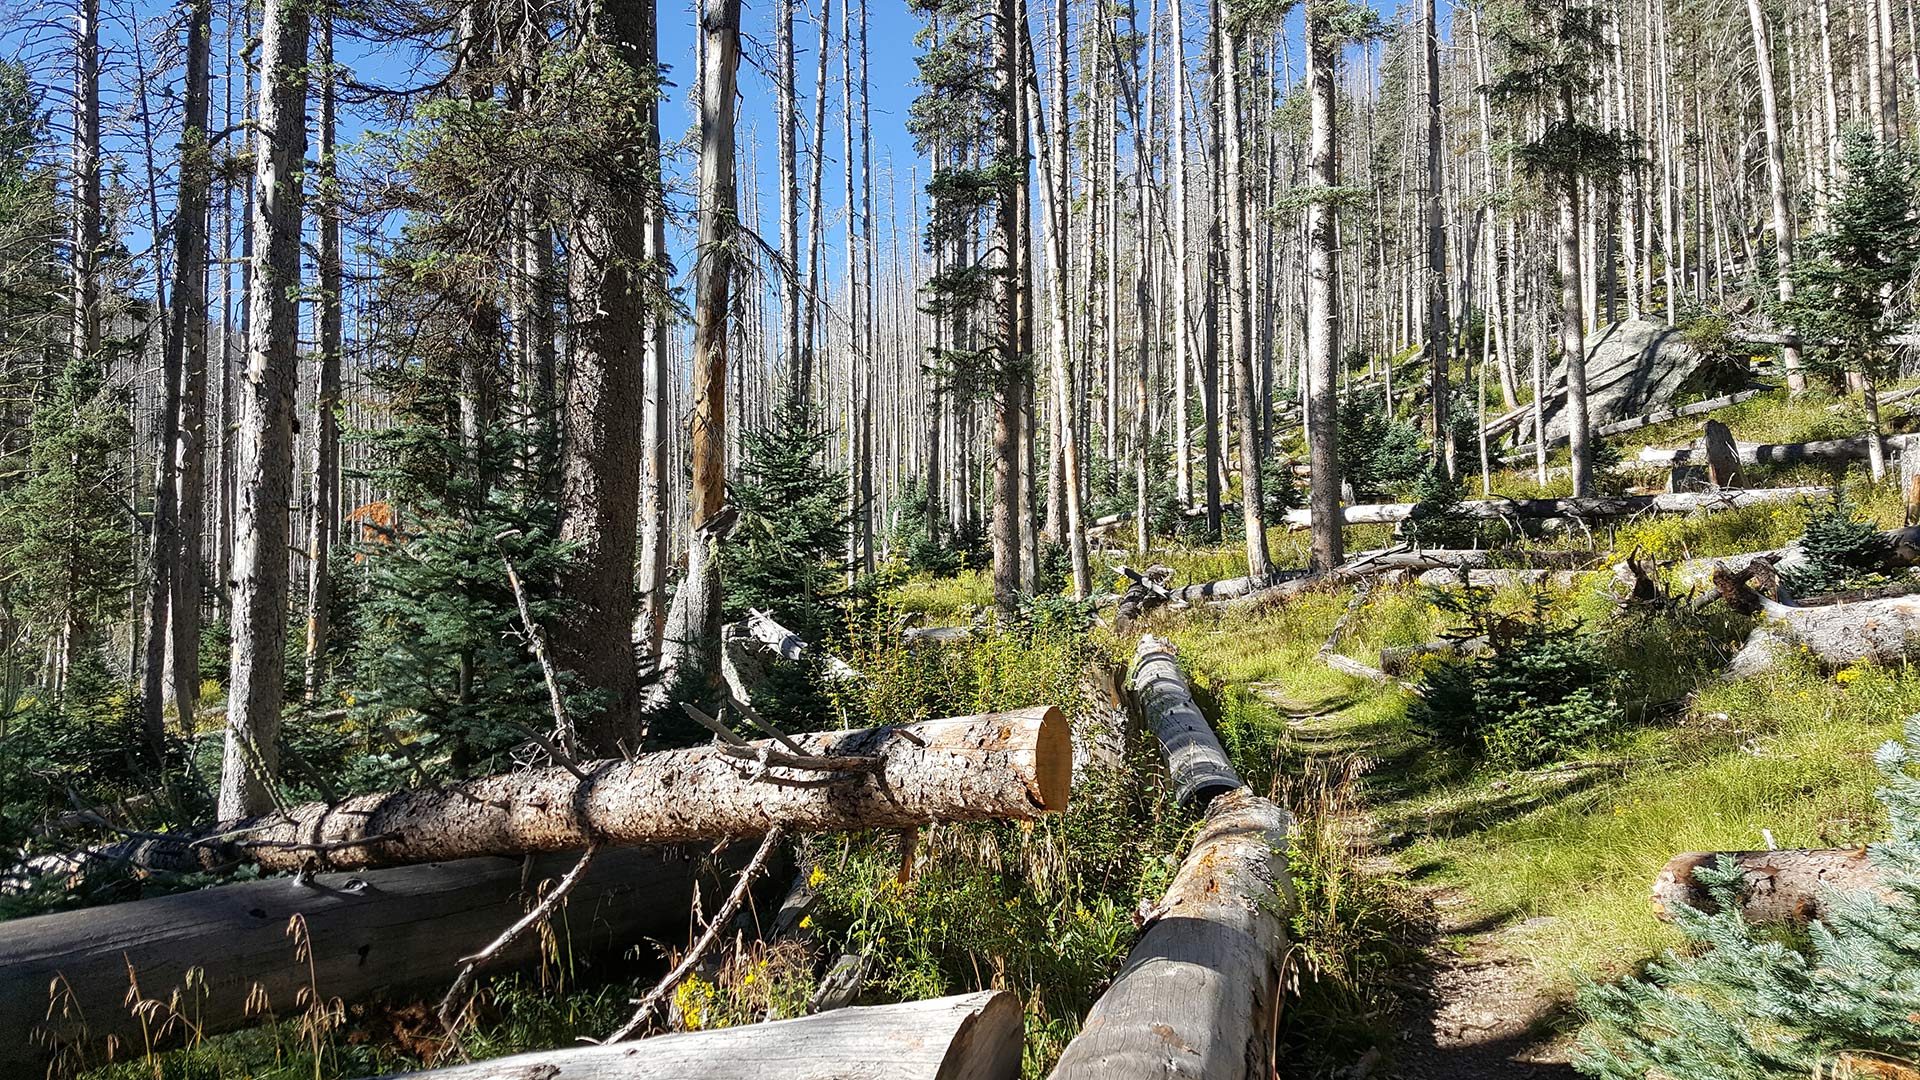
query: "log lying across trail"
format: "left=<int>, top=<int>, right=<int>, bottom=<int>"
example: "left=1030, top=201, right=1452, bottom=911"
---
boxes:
left=1652, top=847, right=1888, bottom=925
left=1131, top=636, right=1243, bottom=807
left=1047, top=789, right=1292, bottom=1080
left=47, top=708, right=1070, bottom=875
left=1282, top=485, right=1827, bottom=528
left=3, top=846, right=740, bottom=1074
left=367, top=990, right=1024, bottom=1080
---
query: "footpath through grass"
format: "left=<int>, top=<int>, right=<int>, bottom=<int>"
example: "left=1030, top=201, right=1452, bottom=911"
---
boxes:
left=1163, top=580, right=1916, bottom=1030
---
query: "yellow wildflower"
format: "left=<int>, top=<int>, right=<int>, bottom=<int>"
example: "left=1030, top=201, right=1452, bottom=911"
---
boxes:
left=808, top=865, right=826, bottom=888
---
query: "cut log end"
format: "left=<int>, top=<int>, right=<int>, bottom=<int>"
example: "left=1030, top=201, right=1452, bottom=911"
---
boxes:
left=1652, top=847, right=1885, bottom=925
left=1031, top=704, right=1072, bottom=813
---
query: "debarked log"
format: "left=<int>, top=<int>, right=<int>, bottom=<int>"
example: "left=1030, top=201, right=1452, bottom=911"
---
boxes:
left=1130, top=636, right=1243, bottom=808
left=1282, top=486, right=1828, bottom=528
left=365, top=990, right=1024, bottom=1080
left=1716, top=579, right=1920, bottom=670
left=1637, top=432, right=1886, bottom=468
left=2, top=846, right=747, bottom=1075
left=1652, top=847, right=1890, bottom=924
left=41, top=708, right=1070, bottom=876
left=1047, top=789, right=1293, bottom=1080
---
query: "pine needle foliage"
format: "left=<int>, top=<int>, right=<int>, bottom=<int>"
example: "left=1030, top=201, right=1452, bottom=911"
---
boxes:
left=726, top=398, right=851, bottom=643
left=1575, top=716, right=1920, bottom=1080
left=1786, top=487, right=1892, bottom=596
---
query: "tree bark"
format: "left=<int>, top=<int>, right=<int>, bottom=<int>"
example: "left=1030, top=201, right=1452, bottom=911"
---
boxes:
left=302, top=12, right=342, bottom=703
left=991, top=0, right=1023, bottom=611
left=1304, top=0, right=1344, bottom=572
left=221, top=0, right=308, bottom=818
left=1746, top=0, right=1806, bottom=393
left=1131, top=635, right=1243, bottom=808
left=1219, top=13, right=1271, bottom=581
left=680, top=0, right=742, bottom=707
left=1652, top=847, right=1886, bottom=925
left=44, top=707, right=1069, bottom=875
left=373, top=992, right=1023, bottom=1080
left=551, top=0, right=659, bottom=756
left=1047, top=788, right=1290, bottom=1080
left=1424, top=0, right=1451, bottom=476
left=2, top=847, right=748, bottom=1074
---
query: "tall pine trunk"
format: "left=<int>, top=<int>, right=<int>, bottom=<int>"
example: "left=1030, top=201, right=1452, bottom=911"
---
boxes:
left=221, top=0, right=308, bottom=818
left=301, top=12, right=341, bottom=704
left=1305, top=0, right=1343, bottom=572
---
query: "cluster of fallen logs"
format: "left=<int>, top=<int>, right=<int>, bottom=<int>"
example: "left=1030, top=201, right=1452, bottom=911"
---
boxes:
left=1, top=703, right=1070, bottom=1074
left=4, top=622, right=1297, bottom=1080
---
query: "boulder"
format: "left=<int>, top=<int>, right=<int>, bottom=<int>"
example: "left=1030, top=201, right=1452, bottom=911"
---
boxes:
left=1541, top=319, right=1702, bottom=443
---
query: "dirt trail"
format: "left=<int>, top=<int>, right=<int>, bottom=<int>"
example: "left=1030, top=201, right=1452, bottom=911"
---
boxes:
left=1261, top=688, right=1578, bottom=1080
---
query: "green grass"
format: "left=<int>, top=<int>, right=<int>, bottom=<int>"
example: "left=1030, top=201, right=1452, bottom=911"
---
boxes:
left=1167, top=576, right=1920, bottom=1004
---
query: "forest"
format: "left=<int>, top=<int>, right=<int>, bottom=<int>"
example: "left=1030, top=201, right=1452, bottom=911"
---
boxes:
left=3, top=0, right=1920, bottom=1073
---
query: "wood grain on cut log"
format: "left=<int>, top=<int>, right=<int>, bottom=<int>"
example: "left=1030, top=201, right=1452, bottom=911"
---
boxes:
left=1130, top=636, right=1243, bottom=807
left=1047, top=789, right=1292, bottom=1080
left=47, top=708, right=1070, bottom=875
left=2, top=847, right=741, bottom=1074
left=1652, top=847, right=1889, bottom=924
left=1282, top=486, right=1826, bottom=528
left=365, top=991, right=1024, bottom=1080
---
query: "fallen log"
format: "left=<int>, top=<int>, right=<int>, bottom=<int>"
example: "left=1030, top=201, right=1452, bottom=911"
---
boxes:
left=3, top=846, right=745, bottom=1075
left=1383, top=567, right=1586, bottom=589
left=1379, top=637, right=1490, bottom=675
left=1638, top=432, right=1881, bottom=468
left=1715, top=571, right=1920, bottom=669
left=1673, top=526, right=1920, bottom=594
left=1047, top=788, right=1292, bottom=1080
left=1131, top=636, right=1243, bottom=808
left=366, top=990, right=1024, bottom=1080
left=1652, top=847, right=1887, bottom=925
left=1282, top=486, right=1827, bottom=528
left=39, top=708, right=1070, bottom=876
left=1499, top=389, right=1763, bottom=459
left=742, top=609, right=860, bottom=681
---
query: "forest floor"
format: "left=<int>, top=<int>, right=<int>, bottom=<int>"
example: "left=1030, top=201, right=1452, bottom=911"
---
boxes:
left=1261, top=684, right=1577, bottom=1078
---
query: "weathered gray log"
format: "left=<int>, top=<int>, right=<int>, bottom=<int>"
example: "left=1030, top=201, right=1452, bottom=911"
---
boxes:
left=1652, top=847, right=1888, bottom=924
left=742, top=608, right=859, bottom=681
left=366, top=990, right=1024, bottom=1080
left=1673, top=526, right=1920, bottom=594
left=1500, top=389, right=1762, bottom=458
left=1378, top=568, right=1586, bottom=589
left=1379, top=637, right=1490, bottom=675
left=1047, top=789, right=1292, bottom=1080
left=3, top=846, right=743, bottom=1075
left=41, top=708, right=1070, bottom=875
left=1639, top=432, right=1880, bottom=468
left=1715, top=573, right=1920, bottom=669
left=1130, top=636, right=1243, bottom=807
left=1322, top=652, right=1391, bottom=682
left=1282, top=486, right=1827, bottom=528
left=902, top=624, right=975, bottom=643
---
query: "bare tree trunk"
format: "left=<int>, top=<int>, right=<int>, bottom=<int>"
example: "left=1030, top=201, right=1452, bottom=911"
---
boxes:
left=1747, top=0, right=1805, bottom=394
left=1171, top=0, right=1193, bottom=508
left=678, top=0, right=742, bottom=699
left=170, top=0, right=212, bottom=733
left=1558, top=95, right=1593, bottom=499
left=1029, top=4, right=1087, bottom=598
left=221, top=0, right=308, bottom=818
left=991, top=0, right=1023, bottom=611
left=301, top=13, right=341, bottom=704
left=638, top=0, right=672, bottom=659
left=777, top=0, right=801, bottom=395
left=798, top=0, right=831, bottom=393
left=1305, top=1, right=1343, bottom=572
left=1424, top=0, right=1451, bottom=477
left=1219, top=11, right=1270, bottom=580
